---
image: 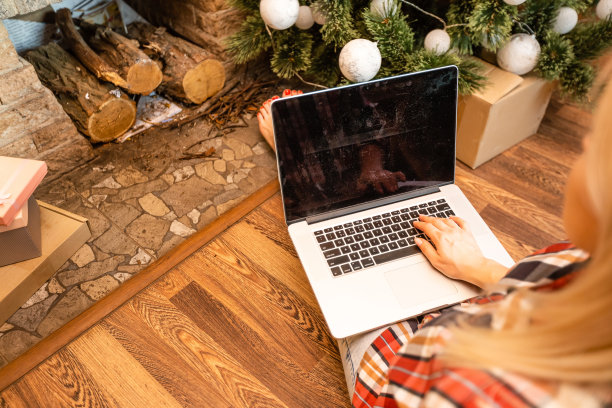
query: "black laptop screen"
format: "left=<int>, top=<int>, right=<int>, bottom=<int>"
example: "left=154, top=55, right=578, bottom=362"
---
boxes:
left=272, top=66, right=458, bottom=224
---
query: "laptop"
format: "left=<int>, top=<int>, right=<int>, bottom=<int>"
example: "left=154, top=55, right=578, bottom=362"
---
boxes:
left=270, top=66, right=514, bottom=339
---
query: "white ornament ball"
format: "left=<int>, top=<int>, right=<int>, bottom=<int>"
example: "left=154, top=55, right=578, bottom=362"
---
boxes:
left=370, top=0, right=397, bottom=18
left=503, top=0, right=526, bottom=5
left=339, top=39, right=382, bottom=82
left=295, top=5, right=314, bottom=29
left=312, top=4, right=327, bottom=25
left=260, top=0, right=299, bottom=30
left=497, top=34, right=541, bottom=75
left=596, top=0, right=612, bottom=19
left=552, top=7, right=578, bottom=34
left=424, top=29, right=451, bottom=55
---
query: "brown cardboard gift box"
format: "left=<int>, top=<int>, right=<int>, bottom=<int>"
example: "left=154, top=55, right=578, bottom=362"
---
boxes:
left=0, top=201, right=90, bottom=327
left=456, top=60, right=555, bottom=169
left=0, top=197, right=42, bottom=267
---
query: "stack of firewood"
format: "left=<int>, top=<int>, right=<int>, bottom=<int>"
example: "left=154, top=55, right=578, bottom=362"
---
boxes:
left=25, top=9, right=227, bottom=143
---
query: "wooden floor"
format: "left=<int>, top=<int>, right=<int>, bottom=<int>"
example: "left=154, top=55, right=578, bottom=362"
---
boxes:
left=0, top=98, right=588, bottom=407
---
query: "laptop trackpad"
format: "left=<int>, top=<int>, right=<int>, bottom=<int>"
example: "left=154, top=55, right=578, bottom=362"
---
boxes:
left=385, top=263, right=458, bottom=309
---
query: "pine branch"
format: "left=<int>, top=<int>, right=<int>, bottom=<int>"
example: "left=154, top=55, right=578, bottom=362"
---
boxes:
left=306, top=42, right=342, bottom=87
left=226, top=15, right=271, bottom=64
left=227, top=0, right=259, bottom=12
left=566, top=18, right=612, bottom=61
left=518, top=0, right=564, bottom=39
left=536, top=31, right=575, bottom=81
left=404, top=50, right=487, bottom=95
left=318, top=0, right=360, bottom=49
left=362, top=5, right=414, bottom=70
left=446, top=1, right=477, bottom=54
left=270, top=29, right=313, bottom=78
left=468, top=0, right=517, bottom=51
left=558, top=61, right=594, bottom=101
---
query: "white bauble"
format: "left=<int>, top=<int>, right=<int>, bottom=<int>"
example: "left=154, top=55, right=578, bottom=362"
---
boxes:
left=596, top=0, right=612, bottom=19
left=295, top=5, right=314, bottom=29
left=339, top=39, right=381, bottom=82
left=497, top=34, right=541, bottom=75
left=424, top=29, right=451, bottom=55
left=503, top=0, right=526, bottom=5
left=260, top=0, right=299, bottom=30
left=312, top=3, right=327, bottom=25
left=370, top=0, right=397, bottom=18
left=552, top=7, right=578, bottom=34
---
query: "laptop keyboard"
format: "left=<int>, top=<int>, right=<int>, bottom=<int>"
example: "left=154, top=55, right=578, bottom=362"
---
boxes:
left=313, top=199, right=455, bottom=277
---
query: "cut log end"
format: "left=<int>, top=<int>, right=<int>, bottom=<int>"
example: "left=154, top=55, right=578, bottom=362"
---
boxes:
left=88, top=97, right=137, bottom=142
left=183, top=59, right=226, bottom=104
left=126, top=60, right=163, bottom=95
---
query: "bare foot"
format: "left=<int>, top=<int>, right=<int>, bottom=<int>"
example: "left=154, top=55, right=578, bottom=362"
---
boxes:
left=257, top=89, right=303, bottom=152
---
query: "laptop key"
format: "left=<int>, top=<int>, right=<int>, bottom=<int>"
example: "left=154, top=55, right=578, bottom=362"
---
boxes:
left=351, top=261, right=363, bottom=271
left=428, top=201, right=437, bottom=206
left=334, top=239, right=344, bottom=246
left=370, top=238, right=380, bottom=246
left=418, top=209, right=428, bottom=215
left=346, top=228, right=356, bottom=235
left=316, top=236, right=326, bottom=243
left=391, top=210, right=400, bottom=215
left=350, top=243, right=361, bottom=251
left=436, top=203, right=451, bottom=211
left=419, top=203, right=428, bottom=208
left=363, top=217, right=372, bottom=222
left=359, top=250, right=370, bottom=258
left=372, top=215, right=382, bottom=220
left=327, top=255, right=350, bottom=267
left=382, top=226, right=392, bottom=234
left=380, top=236, right=390, bottom=244
left=344, top=222, right=353, bottom=227
left=364, top=231, right=374, bottom=239
left=389, top=242, right=399, bottom=250
left=345, top=236, right=355, bottom=244
left=389, top=233, right=399, bottom=241
left=324, top=248, right=341, bottom=259
left=354, top=234, right=364, bottom=241
left=336, top=230, right=346, bottom=237
left=408, top=237, right=415, bottom=245
left=373, top=220, right=383, bottom=228
left=392, top=216, right=401, bottom=223
left=398, top=239, right=408, bottom=247
left=446, top=210, right=455, bottom=217
left=324, top=227, right=333, bottom=233
left=409, top=211, right=419, bottom=218
left=320, top=242, right=335, bottom=251
left=334, top=225, right=343, bottom=230
left=362, top=258, right=375, bottom=268
left=408, top=228, right=418, bottom=236
left=379, top=244, right=390, bottom=252
left=372, top=230, right=382, bottom=237
left=427, top=207, right=438, bottom=214
left=382, top=213, right=391, bottom=217
left=369, top=247, right=380, bottom=255
left=350, top=253, right=360, bottom=260
left=373, top=246, right=421, bottom=265
left=331, top=267, right=342, bottom=276
left=315, top=230, right=323, bottom=236
left=383, top=218, right=393, bottom=226
left=341, top=264, right=352, bottom=273
left=326, top=233, right=336, bottom=240
left=400, top=222, right=410, bottom=229
left=400, top=208, right=409, bottom=213
left=437, top=199, right=446, bottom=203
left=354, top=220, right=363, bottom=225
left=355, top=226, right=365, bottom=232
left=364, top=223, right=374, bottom=230
left=391, top=224, right=401, bottom=232
left=341, top=246, right=351, bottom=254
left=398, top=231, right=408, bottom=238
left=401, top=214, right=410, bottom=221
left=360, top=241, right=370, bottom=249
left=409, top=205, right=418, bottom=210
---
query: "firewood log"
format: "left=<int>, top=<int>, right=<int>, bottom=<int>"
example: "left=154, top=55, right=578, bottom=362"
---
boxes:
left=55, top=8, right=162, bottom=95
left=128, top=22, right=226, bottom=104
left=26, top=43, right=137, bottom=143
left=123, top=0, right=243, bottom=58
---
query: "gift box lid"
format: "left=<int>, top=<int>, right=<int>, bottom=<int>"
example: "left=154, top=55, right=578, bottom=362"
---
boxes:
left=471, top=59, right=524, bottom=105
left=0, top=156, right=47, bottom=226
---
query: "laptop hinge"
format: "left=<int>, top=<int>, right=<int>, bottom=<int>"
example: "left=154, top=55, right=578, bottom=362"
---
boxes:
left=305, top=186, right=441, bottom=225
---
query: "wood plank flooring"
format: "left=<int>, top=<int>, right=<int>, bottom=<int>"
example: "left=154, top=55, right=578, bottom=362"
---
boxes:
left=0, top=97, right=587, bottom=407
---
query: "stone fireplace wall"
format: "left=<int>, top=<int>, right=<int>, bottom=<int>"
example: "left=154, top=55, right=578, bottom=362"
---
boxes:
left=0, top=5, right=93, bottom=183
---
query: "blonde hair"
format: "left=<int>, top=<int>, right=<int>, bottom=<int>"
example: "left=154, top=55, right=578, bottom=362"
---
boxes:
left=441, top=76, right=612, bottom=383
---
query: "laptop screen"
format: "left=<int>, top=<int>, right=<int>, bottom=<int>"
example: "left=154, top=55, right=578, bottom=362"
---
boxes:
left=272, top=66, right=458, bottom=224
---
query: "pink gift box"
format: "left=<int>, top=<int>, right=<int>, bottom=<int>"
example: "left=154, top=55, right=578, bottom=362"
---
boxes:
left=0, top=200, right=28, bottom=233
left=0, top=156, right=47, bottom=226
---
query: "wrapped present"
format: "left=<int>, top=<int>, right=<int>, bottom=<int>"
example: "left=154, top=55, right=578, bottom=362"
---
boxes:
left=0, top=197, right=42, bottom=267
left=0, top=200, right=28, bottom=233
left=0, top=156, right=47, bottom=226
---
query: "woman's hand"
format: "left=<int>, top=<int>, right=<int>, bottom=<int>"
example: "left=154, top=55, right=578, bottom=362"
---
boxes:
left=413, top=215, right=507, bottom=288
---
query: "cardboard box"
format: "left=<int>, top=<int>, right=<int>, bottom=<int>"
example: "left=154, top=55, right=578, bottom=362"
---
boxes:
left=456, top=60, right=554, bottom=168
left=0, top=156, right=48, bottom=226
left=0, top=201, right=90, bottom=327
left=0, top=197, right=42, bottom=267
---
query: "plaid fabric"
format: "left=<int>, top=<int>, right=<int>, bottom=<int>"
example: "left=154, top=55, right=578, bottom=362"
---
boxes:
left=351, top=242, right=609, bottom=407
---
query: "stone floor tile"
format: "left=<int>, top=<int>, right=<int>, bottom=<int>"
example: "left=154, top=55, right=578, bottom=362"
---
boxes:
left=117, top=265, right=143, bottom=273
left=129, top=248, right=152, bottom=265
left=213, top=159, right=226, bottom=173
left=70, top=244, right=96, bottom=268
left=222, top=149, right=235, bottom=161
left=113, top=272, right=133, bottom=283
left=161, top=174, right=174, bottom=185
left=157, top=234, right=185, bottom=257
left=8, top=295, right=57, bottom=332
left=225, top=138, right=253, bottom=160
left=170, top=220, right=196, bottom=238
left=57, top=255, right=125, bottom=287
left=195, top=161, right=226, bottom=185
left=172, top=166, right=195, bottom=182
left=80, top=276, right=120, bottom=301
left=213, top=189, right=243, bottom=206
left=93, top=225, right=139, bottom=256
left=197, top=206, right=218, bottom=229
left=160, top=176, right=223, bottom=217
left=139, top=193, right=170, bottom=217
left=112, top=178, right=168, bottom=202
left=114, top=166, right=148, bottom=187
left=99, top=202, right=141, bottom=229
left=37, top=288, right=94, bottom=337
left=126, top=214, right=170, bottom=250
left=229, top=118, right=264, bottom=147
left=21, top=283, right=49, bottom=308
left=217, top=197, right=245, bottom=215
left=187, top=209, right=200, bottom=225
left=0, top=323, right=14, bottom=332
left=47, top=278, right=65, bottom=294
left=0, top=330, right=40, bottom=362
left=92, top=176, right=122, bottom=189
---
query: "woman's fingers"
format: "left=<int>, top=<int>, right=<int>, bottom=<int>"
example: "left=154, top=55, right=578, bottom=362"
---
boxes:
left=415, top=237, right=439, bottom=264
